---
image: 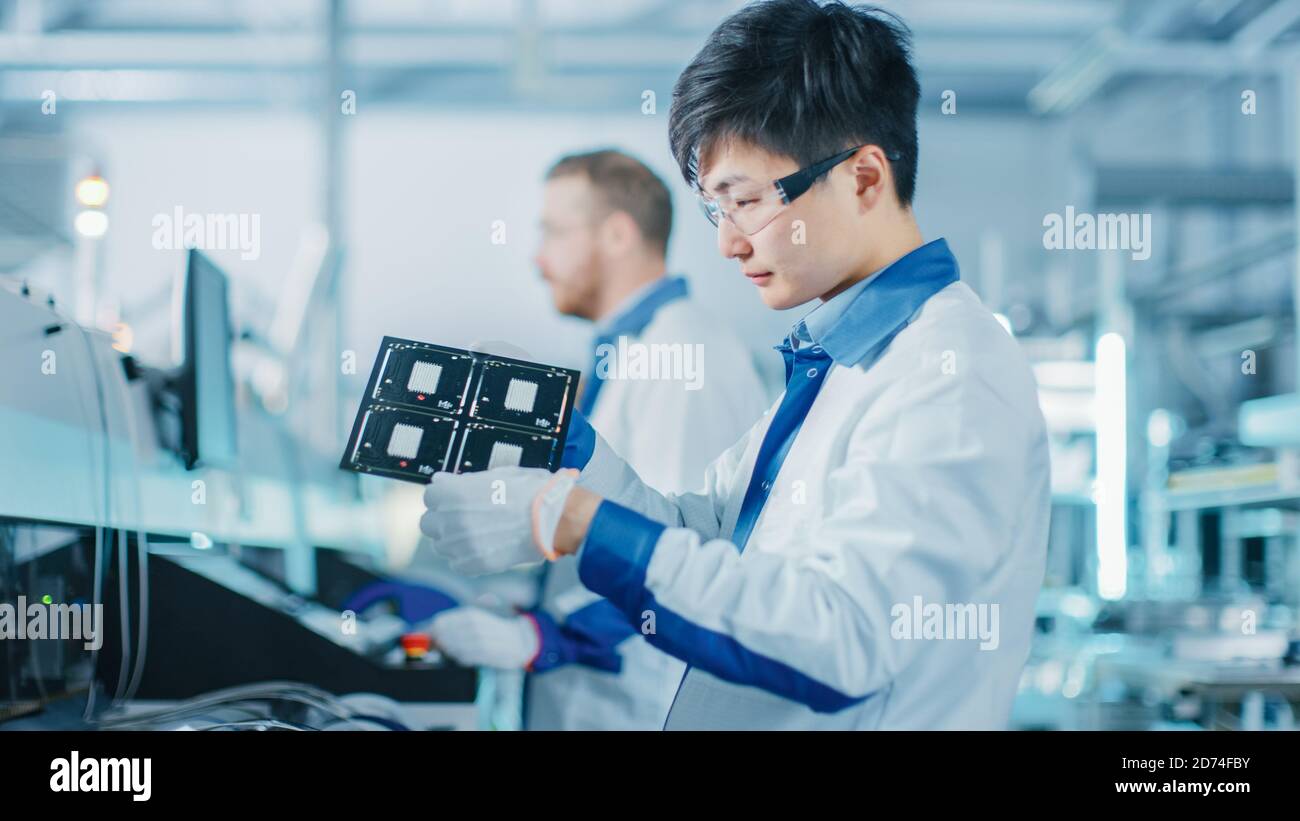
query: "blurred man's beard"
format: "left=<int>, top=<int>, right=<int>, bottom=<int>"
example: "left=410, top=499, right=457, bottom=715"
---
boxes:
left=556, top=257, right=604, bottom=321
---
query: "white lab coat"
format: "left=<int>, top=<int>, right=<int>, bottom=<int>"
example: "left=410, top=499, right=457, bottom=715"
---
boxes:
left=526, top=296, right=770, bottom=730
left=573, top=281, right=1051, bottom=729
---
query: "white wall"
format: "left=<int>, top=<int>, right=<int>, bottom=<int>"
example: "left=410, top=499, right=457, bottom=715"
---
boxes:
left=66, top=110, right=321, bottom=363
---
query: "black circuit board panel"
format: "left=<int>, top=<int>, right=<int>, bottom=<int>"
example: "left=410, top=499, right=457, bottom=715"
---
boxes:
left=340, top=336, right=580, bottom=483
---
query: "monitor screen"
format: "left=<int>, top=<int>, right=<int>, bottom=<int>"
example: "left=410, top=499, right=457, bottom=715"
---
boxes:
left=180, top=250, right=238, bottom=468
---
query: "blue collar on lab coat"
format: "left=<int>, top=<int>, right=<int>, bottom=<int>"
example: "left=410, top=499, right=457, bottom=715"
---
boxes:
left=580, top=275, right=690, bottom=417
left=785, top=238, right=960, bottom=370
left=596, top=275, right=690, bottom=340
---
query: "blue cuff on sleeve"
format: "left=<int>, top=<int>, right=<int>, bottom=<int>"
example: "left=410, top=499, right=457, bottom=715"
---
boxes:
left=560, top=408, right=596, bottom=470
left=524, top=605, right=628, bottom=674
left=574, top=503, right=865, bottom=714
left=577, top=500, right=665, bottom=615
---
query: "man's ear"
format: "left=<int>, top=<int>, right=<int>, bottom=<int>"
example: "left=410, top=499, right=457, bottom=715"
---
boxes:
left=849, top=145, right=891, bottom=210
left=597, top=210, right=640, bottom=256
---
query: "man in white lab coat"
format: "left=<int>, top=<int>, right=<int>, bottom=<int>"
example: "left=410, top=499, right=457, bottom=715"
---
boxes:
left=428, top=150, right=768, bottom=729
left=420, top=0, right=1050, bottom=729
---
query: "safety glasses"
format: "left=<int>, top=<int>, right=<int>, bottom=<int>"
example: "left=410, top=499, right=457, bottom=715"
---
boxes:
left=697, top=144, right=900, bottom=236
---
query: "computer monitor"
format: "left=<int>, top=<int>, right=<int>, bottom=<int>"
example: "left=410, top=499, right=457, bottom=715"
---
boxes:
left=177, top=250, right=238, bottom=469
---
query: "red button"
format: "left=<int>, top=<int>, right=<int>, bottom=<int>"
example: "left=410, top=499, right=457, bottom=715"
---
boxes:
left=400, top=633, right=431, bottom=658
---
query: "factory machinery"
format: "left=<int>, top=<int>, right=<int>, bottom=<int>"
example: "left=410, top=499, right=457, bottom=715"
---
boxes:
left=1013, top=217, right=1300, bottom=731
left=0, top=252, right=479, bottom=731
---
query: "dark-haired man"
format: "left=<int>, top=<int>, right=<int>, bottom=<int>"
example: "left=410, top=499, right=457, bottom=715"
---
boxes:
left=420, top=0, right=1050, bottom=729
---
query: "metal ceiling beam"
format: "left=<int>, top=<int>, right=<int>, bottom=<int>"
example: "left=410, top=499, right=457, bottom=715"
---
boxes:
left=62, top=0, right=1114, bottom=37
left=1233, top=0, right=1300, bottom=56
left=1028, top=0, right=1300, bottom=114
left=1094, top=165, right=1295, bottom=206
left=0, top=30, right=1079, bottom=72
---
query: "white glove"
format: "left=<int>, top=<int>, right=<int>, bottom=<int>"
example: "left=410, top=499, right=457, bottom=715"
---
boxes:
left=429, top=607, right=539, bottom=669
left=419, top=466, right=578, bottom=576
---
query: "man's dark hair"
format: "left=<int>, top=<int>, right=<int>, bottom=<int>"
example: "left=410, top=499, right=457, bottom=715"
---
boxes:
left=668, top=0, right=920, bottom=206
left=545, top=149, right=674, bottom=257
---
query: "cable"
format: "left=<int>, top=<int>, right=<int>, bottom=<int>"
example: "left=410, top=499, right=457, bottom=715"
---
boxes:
left=113, top=528, right=131, bottom=701
left=66, top=318, right=122, bottom=721
left=331, top=713, right=409, bottom=732
left=22, top=545, right=49, bottom=704
left=81, top=524, right=105, bottom=722
left=97, top=681, right=356, bottom=729
left=114, top=360, right=150, bottom=702
left=105, top=696, right=337, bottom=730
left=122, top=531, right=149, bottom=701
left=0, top=527, right=20, bottom=705
left=197, top=719, right=312, bottom=731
